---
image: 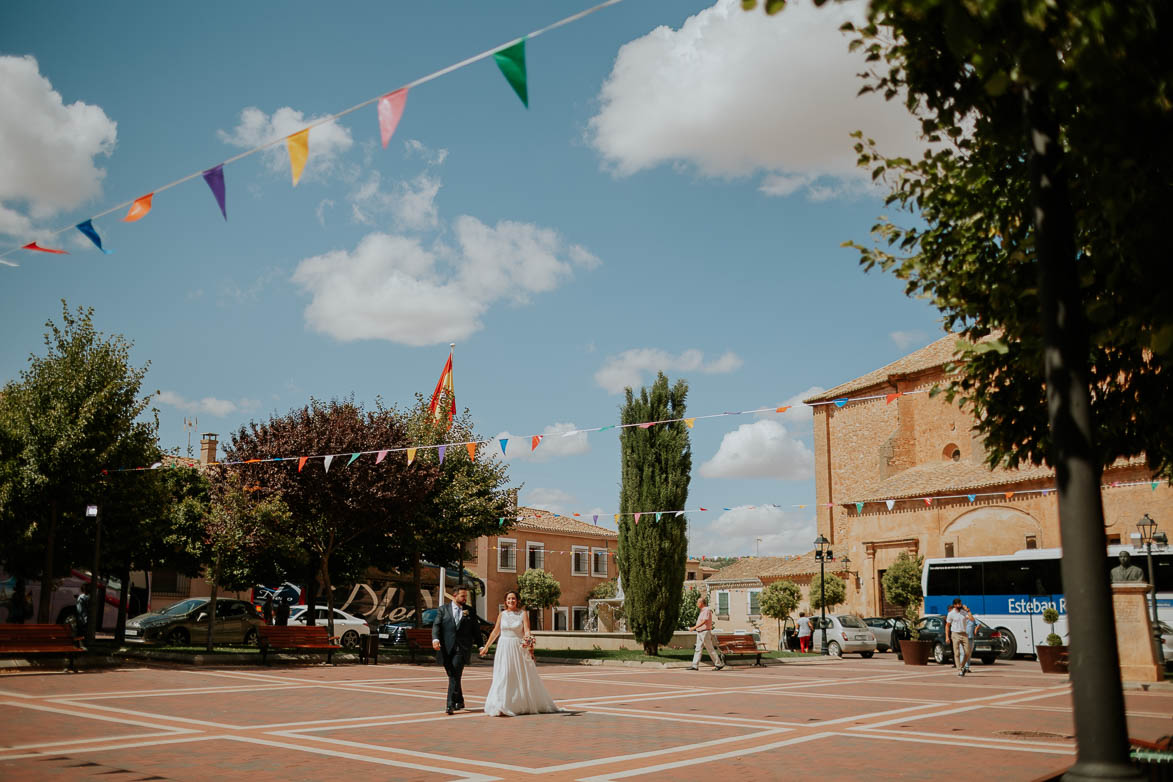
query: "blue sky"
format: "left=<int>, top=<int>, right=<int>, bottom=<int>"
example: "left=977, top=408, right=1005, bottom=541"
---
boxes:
left=0, top=0, right=941, bottom=557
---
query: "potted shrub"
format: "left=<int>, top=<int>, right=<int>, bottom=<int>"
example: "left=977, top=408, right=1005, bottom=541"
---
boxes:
left=1036, top=606, right=1069, bottom=673
left=882, top=552, right=931, bottom=665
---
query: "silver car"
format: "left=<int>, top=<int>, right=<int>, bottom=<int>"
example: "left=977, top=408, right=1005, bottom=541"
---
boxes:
left=810, top=614, right=878, bottom=657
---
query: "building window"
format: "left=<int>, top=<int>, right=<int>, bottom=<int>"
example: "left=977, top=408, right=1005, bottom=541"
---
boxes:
left=572, top=546, right=589, bottom=576
left=944, top=542, right=955, bottom=558
left=943, top=443, right=961, bottom=462
left=572, top=606, right=589, bottom=631
left=748, top=590, right=761, bottom=617
left=716, top=591, right=730, bottom=618
left=1025, top=535, right=1038, bottom=549
left=526, top=542, right=545, bottom=571
left=1105, top=534, right=1120, bottom=545
left=151, top=569, right=189, bottom=596
left=497, top=539, right=517, bottom=572
left=591, top=548, right=608, bottom=577
left=552, top=607, right=568, bottom=631
left=687, top=571, right=696, bottom=581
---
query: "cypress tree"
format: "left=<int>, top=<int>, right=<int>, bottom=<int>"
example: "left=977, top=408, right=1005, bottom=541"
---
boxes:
left=616, top=372, right=690, bottom=655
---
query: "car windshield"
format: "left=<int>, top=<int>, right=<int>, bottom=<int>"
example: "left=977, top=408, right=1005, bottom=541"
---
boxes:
left=160, top=598, right=205, bottom=616
left=837, top=616, right=866, bottom=629
left=288, top=606, right=306, bottom=617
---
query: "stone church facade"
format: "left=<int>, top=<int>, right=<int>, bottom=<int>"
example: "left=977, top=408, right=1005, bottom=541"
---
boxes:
left=805, top=334, right=1173, bottom=617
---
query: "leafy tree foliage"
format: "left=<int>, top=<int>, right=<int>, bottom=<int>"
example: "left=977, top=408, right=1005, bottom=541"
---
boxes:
left=0, top=303, right=155, bottom=621
left=808, top=572, right=846, bottom=611
left=761, top=579, right=802, bottom=642
left=881, top=552, right=924, bottom=640
left=516, top=568, right=561, bottom=629
left=678, top=586, right=702, bottom=630
left=588, top=579, right=618, bottom=600
left=616, top=372, right=691, bottom=655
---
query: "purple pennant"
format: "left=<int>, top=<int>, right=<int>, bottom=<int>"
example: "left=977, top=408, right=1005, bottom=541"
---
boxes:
left=202, top=165, right=227, bottom=220
left=438, top=445, right=447, bottom=464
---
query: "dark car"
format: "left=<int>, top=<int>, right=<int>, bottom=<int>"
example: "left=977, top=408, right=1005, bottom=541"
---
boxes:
left=892, top=614, right=1001, bottom=665
left=377, top=607, right=492, bottom=646
left=125, top=598, right=264, bottom=646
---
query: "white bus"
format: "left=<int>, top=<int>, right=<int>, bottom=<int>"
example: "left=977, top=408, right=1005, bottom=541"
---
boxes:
left=922, top=546, right=1171, bottom=657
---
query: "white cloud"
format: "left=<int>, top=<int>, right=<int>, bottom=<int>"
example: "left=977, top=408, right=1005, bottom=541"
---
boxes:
left=522, top=488, right=577, bottom=515
left=594, top=348, right=742, bottom=394
left=218, top=106, right=353, bottom=182
left=293, top=217, right=599, bottom=346
left=588, top=0, right=924, bottom=200
left=495, top=422, right=590, bottom=462
left=699, top=419, right=813, bottom=480
left=691, top=505, right=816, bottom=557
left=890, top=329, right=929, bottom=350
left=351, top=141, right=447, bottom=231
left=155, top=391, right=259, bottom=418
left=755, top=385, right=824, bottom=427
left=0, top=55, right=117, bottom=236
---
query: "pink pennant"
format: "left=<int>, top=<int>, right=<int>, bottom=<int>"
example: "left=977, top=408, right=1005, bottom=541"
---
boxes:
left=377, top=88, right=408, bottom=149
left=376, top=450, right=388, bottom=464
left=22, top=241, right=68, bottom=254
left=634, top=513, right=641, bottom=524
left=638, top=422, right=655, bottom=429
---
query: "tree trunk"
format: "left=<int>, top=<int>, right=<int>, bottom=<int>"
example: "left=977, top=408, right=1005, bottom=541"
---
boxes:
left=643, top=641, right=658, bottom=656
left=1025, top=85, right=1137, bottom=782
left=205, top=558, right=220, bottom=652
left=412, top=551, right=423, bottom=628
left=304, top=560, right=318, bottom=626
left=38, top=500, right=58, bottom=622
left=114, top=563, right=130, bottom=644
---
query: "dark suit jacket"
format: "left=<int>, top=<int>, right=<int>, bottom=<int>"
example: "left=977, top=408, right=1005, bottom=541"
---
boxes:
left=432, top=602, right=483, bottom=666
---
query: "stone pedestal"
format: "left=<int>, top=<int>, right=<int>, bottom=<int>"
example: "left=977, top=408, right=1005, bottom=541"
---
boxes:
left=1111, top=581, right=1164, bottom=683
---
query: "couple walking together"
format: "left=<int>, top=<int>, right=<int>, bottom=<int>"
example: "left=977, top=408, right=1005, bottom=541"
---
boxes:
left=431, top=585, right=561, bottom=717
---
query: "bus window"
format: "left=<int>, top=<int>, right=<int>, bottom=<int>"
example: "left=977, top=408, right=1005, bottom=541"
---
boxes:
left=956, top=563, right=982, bottom=596
left=1030, top=558, right=1062, bottom=596
left=1155, top=555, right=1172, bottom=592
left=983, top=560, right=1032, bottom=596
left=926, top=565, right=958, bottom=597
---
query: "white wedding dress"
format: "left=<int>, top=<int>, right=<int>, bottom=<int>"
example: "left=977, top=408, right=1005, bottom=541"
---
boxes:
left=482, top=610, right=561, bottom=717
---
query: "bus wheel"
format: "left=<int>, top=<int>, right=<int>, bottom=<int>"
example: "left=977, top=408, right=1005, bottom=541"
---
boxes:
left=995, top=627, right=1017, bottom=659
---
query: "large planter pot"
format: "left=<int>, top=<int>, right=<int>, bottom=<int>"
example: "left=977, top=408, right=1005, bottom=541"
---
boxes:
left=1036, top=644, right=1069, bottom=674
left=899, top=639, right=932, bottom=666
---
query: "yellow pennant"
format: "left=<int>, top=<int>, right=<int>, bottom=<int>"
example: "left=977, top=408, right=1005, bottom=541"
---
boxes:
left=406, top=447, right=417, bottom=466
left=614, top=514, right=620, bottom=523
left=286, top=129, right=309, bottom=186
left=684, top=418, right=695, bottom=428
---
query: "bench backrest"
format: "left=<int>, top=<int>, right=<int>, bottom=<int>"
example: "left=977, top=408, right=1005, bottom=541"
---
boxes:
left=0, top=624, right=77, bottom=645
left=405, top=628, right=434, bottom=645
left=714, top=634, right=759, bottom=651
left=259, top=625, right=331, bottom=644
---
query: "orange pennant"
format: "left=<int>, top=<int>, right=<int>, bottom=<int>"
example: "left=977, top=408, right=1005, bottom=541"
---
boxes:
left=531, top=435, right=542, bottom=451
left=885, top=392, right=903, bottom=404
left=683, top=418, right=695, bottom=428
left=775, top=406, right=790, bottom=413
left=466, top=442, right=477, bottom=461
left=297, top=456, right=308, bottom=472
left=287, top=129, right=309, bottom=186
left=123, top=193, right=154, bottom=222
left=1004, top=492, right=1014, bottom=500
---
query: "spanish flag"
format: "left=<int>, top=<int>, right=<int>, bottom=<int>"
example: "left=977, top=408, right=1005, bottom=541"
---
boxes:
left=429, top=347, right=455, bottom=428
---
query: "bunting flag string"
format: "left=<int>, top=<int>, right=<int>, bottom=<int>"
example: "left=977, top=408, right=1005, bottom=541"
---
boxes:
left=0, top=0, right=626, bottom=267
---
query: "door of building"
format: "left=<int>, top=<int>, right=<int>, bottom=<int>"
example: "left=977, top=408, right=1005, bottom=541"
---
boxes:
left=877, top=569, right=902, bottom=617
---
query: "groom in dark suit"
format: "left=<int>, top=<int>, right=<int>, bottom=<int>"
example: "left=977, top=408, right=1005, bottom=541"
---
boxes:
left=431, top=585, right=483, bottom=714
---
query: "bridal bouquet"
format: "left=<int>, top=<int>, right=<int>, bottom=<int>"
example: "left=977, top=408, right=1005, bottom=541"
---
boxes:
left=523, top=635, right=536, bottom=659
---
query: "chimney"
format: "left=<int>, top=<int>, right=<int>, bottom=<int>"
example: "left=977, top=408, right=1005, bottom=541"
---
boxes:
left=199, top=433, right=219, bottom=466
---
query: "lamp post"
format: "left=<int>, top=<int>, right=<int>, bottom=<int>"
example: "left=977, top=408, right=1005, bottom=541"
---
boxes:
left=814, top=535, right=830, bottom=655
left=1137, top=514, right=1167, bottom=665
left=85, top=504, right=101, bottom=645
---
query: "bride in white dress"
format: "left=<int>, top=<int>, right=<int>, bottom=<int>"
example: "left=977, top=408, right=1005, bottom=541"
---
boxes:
left=479, top=591, right=561, bottom=717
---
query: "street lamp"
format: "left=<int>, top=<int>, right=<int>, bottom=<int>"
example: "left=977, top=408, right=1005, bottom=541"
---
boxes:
left=814, top=534, right=830, bottom=655
left=1137, top=514, right=1168, bottom=665
left=85, top=504, right=101, bottom=644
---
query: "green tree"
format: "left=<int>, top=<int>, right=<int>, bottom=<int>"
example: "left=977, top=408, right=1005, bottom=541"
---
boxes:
left=760, top=580, right=802, bottom=645
left=516, top=569, right=561, bottom=629
left=0, top=303, right=155, bottom=622
left=808, top=573, right=846, bottom=612
left=616, top=372, right=691, bottom=655
left=678, top=586, right=702, bottom=630
left=588, top=579, right=618, bottom=600
left=881, top=552, right=923, bottom=641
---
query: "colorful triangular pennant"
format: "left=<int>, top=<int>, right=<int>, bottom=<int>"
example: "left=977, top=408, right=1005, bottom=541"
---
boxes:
left=833, top=398, right=848, bottom=408
left=376, top=450, right=388, bottom=464
left=885, top=499, right=895, bottom=511
left=531, top=435, right=542, bottom=451
left=347, top=453, right=361, bottom=467
left=855, top=502, right=864, bottom=513
left=123, top=193, right=153, bottom=222
left=466, top=442, right=477, bottom=461
left=22, top=241, right=67, bottom=254
left=377, top=88, right=409, bottom=148
left=202, top=165, right=227, bottom=220
left=493, top=38, right=528, bottom=107
left=683, top=418, right=695, bottom=428
left=75, top=220, right=111, bottom=254
left=287, top=129, right=309, bottom=186
left=407, top=447, right=417, bottom=466
left=298, top=456, right=308, bottom=472
left=438, top=444, right=447, bottom=464
left=967, top=494, right=976, bottom=503
left=323, top=454, right=334, bottom=472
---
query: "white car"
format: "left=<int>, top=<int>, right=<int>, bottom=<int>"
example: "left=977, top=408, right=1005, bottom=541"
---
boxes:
left=810, top=614, right=878, bottom=657
left=287, top=606, right=370, bottom=649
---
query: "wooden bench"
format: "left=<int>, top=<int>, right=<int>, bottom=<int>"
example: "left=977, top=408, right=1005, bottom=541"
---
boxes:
left=714, top=633, right=765, bottom=666
left=405, top=627, right=436, bottom=664
left=258, top=625, right=341, bottom=665
left=0, top=624, right=83, bottom=671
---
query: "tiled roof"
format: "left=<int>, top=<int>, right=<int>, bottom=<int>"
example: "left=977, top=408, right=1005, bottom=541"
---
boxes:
left=805, top=333, right=966, bottom=403
left=513, top=507, right=618, bottom=539
left=705, top=551, right=819, bottom=583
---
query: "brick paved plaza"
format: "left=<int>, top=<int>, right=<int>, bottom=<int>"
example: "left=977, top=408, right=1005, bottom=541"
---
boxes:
left=1, top=656, right=1170, bottom=781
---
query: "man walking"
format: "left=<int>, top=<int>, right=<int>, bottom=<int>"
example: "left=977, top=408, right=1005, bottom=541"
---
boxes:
left=432, top=585, right=483, bottom=713
left=946, top=598, right=969, bottom=676
left=687, top=596, right=724, bottom=671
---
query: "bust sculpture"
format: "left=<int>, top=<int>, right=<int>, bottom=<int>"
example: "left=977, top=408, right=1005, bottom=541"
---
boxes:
left=1110, top=551, right=1145, bottom=583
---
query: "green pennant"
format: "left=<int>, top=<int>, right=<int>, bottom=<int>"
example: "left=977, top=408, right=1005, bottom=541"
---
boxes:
left=855, top=502, right=864, bottom=513
left=494, top=39, right=528, bottom=108
left=347, top=453, right=361, bottom=467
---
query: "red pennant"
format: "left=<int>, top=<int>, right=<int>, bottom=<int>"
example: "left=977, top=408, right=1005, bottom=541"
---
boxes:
left=22, top=241, right=68, bottom=254
left=923, top=497, right=933, bottom=506
left=531, top=435, right=542, bottom=451
left=885, top=392, right=902, bottom=404
left=298, top=456, right=308, bottom=472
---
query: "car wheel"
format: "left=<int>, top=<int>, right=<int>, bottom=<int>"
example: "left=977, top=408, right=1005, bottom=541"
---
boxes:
left=166, top=627, right=190, bottom=646
left=932, top=642, right=948, bottom=664
left=57, top=608, right=79, bottom=635
left=995, top=627, right=1017, bottom=659
left=828, top=641, right=842, bottom=657
left=980, top=655, right=997, bottom=665
left=860, top=651, right=875, bottom=659
left=244, top=628, right=258, bottom=646
left=341, top=630, right=360, bottom=649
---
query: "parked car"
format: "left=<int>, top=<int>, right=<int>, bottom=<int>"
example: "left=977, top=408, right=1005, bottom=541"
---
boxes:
left=288, top=606, right=370, bottom=649
left=892, top=614, right=1001, bottom=665
left=1158, top=620, right=1172, bottom=661
left=125, top=598, right=264, bottom=646
left=863, top=616, right=908, bottom=652
left=809, top=614, right=877, bottom=657
left=377, top=607, right=493, bottom=646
